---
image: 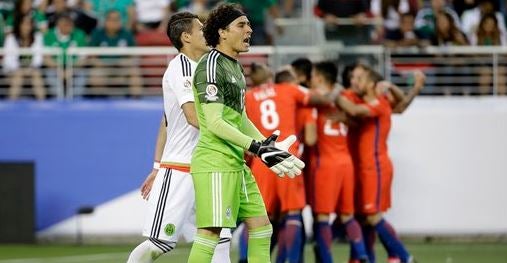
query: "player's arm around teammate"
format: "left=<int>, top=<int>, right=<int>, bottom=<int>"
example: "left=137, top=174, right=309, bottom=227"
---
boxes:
left=384, top=70, right=426, bottom=114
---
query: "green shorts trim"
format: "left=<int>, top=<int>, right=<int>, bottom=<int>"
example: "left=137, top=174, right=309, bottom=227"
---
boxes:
left=192, top=166, right=266, bottom=228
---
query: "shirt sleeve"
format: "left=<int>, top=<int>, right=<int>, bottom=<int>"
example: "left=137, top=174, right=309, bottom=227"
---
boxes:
left=363, top=97, right=388, bottom=117
left=167, top=59, right=194, bottom=107
left=194, top=63, right=225, bottom=105
left=293, top=85, right=310, bottom=106
left=241, top=110, right=265, bottom=141
left=202, top=103, right=254, bottom=150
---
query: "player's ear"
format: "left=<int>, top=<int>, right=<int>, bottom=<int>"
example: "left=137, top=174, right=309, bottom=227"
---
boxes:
left=181, top=31, right=191, bottom=44
left=218, top=28, right=227, bottom=40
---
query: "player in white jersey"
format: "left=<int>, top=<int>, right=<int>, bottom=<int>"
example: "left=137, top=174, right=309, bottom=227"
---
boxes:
left=127, top=12, right=230, bottom=263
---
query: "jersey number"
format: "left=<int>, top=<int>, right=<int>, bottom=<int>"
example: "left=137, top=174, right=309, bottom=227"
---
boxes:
left=323, top=120, right=347, bottom=136
left=260, top=99, right=280, bottom=130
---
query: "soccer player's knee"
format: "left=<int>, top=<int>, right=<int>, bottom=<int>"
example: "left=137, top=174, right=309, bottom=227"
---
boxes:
left=340, top=214, right=354, bottom=223
left=148, top=238, right=175, bottom=257
left=366, top=213, right=383, bottom=225
left=316, top=214, right=330, bottom=222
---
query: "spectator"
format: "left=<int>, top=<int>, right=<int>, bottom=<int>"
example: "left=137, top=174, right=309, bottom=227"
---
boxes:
left=415, top=0, right=461, bottom=39
left=385, top=12, right=429, bottom=47
left=314, top=0, right=372, bottom=44
left=88, top=10, right=142, bottom=97
left=84, top=0, right=135, bottom=31
left=44, top=13, right=87, bottom=96
left=227, top=0, right=282, bottom=45
left=452, top=0, right=478, bottom=17
left=171, top=0, right=209, bottom=17
left=461, top=0, right=506, bottom=42
left=134, top=0, right=170, bottom=33
left=5, top=0, right=48, bottom=34
left=0, top=13, right=5, bottom=46
left=2, top=15, right=45, bottom=100
left=431, top=11, right=469, bottom=45
left=46, top=0, right=98, bottom=35
left=471, top=12, right=506, bottom=44
left=370, top=0, right=419, bottom=41
left=473, top=13, right=506, bottom=94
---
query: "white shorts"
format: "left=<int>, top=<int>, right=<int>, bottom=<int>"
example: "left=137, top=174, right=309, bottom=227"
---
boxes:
left=142, top=168, right=231, bottom=243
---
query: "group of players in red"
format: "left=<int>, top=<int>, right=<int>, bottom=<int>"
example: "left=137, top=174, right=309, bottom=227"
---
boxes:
left=240, top=58, right=426, bottom=263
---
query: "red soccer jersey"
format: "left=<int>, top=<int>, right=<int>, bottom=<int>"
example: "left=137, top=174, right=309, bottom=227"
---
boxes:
left=245, top=82, right=310, bottom=155
left=314, top=106, right=350, bottom=163
left=357, top=95, right=392, bottom=171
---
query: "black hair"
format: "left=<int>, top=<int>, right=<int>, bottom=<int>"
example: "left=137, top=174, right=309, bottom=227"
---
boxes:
left=341, top=63, right=357, bottom=88
left=13, top=15, right=35, bottom=45
left=167, top=12, right=198, bottom=51
left=291, top=57, right=312, bottom=83
left=56, top=12, right=74, bottom=24
left=203, top=3, right=245, bottom=48
left=313, top=61, right=338, bottom=84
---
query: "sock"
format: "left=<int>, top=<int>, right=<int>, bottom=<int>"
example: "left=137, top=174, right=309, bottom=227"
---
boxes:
left=298, top=217, right=306, bottom=263
left=248, top=224, right=273, bottom=263
left=276, top=219, right=287, bottom=263
left=271, top=219, right=281, bottom=254
left=344, top=218, right=368, bottom=261
left=188, top=233, right=219, bottom=263
left=375, top=219, right=410, bottom=262
left=362, top=223, right=376, bottom=263
left=332, top=219, right=346, bottom=241
left=239, top=226, right=249, bottom=262
left=314, top=221, right=333, bottom=263
left=211, top=237, right=231, bottom=263
left=127, top=238, right=174, bottom=263
left=284, top=214, right=303, bottom=263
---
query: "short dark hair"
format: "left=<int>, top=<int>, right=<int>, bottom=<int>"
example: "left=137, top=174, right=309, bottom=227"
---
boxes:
left=314, top=61, right=338, bottom=84
left=341, top=63, right=356, bottom=88
left=291, top=58, right=312, bottom=83
left=274, top=69, right=296, bottom=84
left=167, top=12, right=198, bottom=51
left=203, top=3, right=244, bottom=48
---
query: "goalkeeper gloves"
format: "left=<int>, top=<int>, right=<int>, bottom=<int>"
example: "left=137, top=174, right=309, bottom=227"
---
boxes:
left=248, top=130, right=305, bottom=178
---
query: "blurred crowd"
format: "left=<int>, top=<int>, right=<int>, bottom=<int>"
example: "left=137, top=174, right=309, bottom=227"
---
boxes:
left=0, top=0, right=506, bottom=100
left=316, top=0, right=507, bottom=47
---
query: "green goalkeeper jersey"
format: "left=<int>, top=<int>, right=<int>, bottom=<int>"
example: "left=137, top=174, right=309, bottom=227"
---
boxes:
left=191, top=49, right=260, bottom=173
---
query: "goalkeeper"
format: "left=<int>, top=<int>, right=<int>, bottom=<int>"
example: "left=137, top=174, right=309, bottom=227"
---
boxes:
left=187, top=3, right=304, bottom=263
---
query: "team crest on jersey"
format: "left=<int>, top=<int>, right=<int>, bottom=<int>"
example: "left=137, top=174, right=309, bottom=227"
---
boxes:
left=184, top=79, right=191, bottom=88
left=164, top=223, right=176, bottom=236
left=205, top=84, right=218, bottom=101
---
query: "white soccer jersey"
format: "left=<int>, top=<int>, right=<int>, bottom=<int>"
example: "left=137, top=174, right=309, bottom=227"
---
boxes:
left=160, top=53, right=198, bottom=168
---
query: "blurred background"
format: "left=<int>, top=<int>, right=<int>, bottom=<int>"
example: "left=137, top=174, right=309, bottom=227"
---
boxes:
left=0, top=0, right=506, bottom=262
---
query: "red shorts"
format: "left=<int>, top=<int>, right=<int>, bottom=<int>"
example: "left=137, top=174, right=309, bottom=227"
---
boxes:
left=250, top=158, right=306, bottom=215
left=313, top=158, right=355, bottom=215
left=357, top=159, right=393, bottom=214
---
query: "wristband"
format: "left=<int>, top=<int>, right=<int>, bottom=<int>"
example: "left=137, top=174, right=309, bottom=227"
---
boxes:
left=248, top=140, right=261, bottom=155
left=153, top=161, right=160, bottom=170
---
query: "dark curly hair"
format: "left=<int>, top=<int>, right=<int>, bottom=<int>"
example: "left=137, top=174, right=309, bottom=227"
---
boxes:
left=167, top=12, right=198, bottom=51
left=203, top=3, right=245, bottom=48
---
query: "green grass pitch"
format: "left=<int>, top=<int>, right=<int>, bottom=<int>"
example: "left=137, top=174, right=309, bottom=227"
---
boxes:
left=0, top=242, right=506, bottom=262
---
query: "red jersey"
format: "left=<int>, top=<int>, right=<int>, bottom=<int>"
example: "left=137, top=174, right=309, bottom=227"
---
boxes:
left=314, top=106, right=350, bottom=164
left=357, top=95, right=392, bottom=172
left=246, top=82, right=310, bottom=155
